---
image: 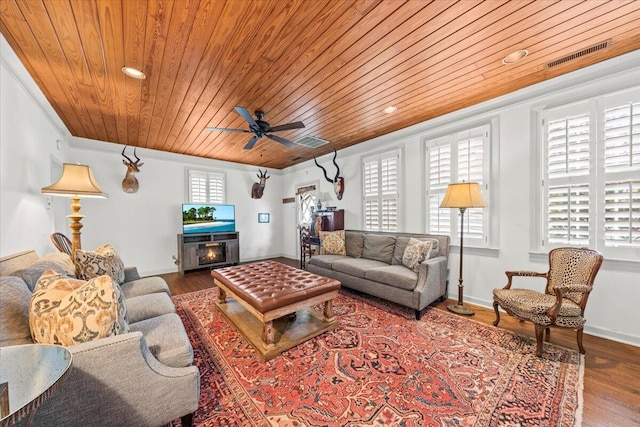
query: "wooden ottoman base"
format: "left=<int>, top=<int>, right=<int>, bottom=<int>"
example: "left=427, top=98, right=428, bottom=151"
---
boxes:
left=214, top=280, right=338, bottom=361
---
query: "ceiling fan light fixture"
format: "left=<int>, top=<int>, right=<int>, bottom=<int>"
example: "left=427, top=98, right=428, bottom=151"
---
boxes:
left=121, top=66, right=146, bottom=79
left=384, top=106, right=397, bottom=114
left=502, top=49, right=528, bottom=65
left=208, top=106, right=304, bottom=150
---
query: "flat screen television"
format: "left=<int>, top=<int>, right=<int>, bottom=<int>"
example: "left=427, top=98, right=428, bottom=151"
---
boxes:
left=182, top=203, right=236, bottom=234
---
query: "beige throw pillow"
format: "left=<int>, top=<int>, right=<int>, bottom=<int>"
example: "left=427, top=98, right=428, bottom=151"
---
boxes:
left=74, top=243, right=125, bottom=284
left=402, top=238, right=436, bottom=272
left=319, top=230, right=347, bottom=255
left=29, top=270, right=129, bottom=346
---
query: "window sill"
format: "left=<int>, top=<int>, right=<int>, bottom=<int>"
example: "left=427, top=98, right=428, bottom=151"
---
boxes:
left=529, top=252, right=640, bottom=273
left=449, top=245, right=500, bottom=258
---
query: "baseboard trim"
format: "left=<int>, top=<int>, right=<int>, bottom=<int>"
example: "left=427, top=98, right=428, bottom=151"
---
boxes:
left=453, top=294, right=640, bottom=348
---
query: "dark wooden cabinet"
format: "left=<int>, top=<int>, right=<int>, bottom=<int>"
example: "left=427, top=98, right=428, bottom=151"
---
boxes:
left=311, top=209, right=344, bottom=235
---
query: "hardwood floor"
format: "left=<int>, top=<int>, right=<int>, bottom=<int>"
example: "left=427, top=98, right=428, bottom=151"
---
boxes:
left=159, top=258, right=640, bottom=427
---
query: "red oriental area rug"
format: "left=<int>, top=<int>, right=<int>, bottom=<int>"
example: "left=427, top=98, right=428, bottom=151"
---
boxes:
left=171, top=288, right=583, bottom=426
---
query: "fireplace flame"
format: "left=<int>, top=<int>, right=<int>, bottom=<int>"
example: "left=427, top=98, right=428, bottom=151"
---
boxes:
left=206, top=249, right=217, bottom=260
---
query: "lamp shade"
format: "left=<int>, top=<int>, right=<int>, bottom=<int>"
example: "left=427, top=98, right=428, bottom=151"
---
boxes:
left=41, top=164, right=108, bottom=198
left=440, top=182, right=486, bottom=209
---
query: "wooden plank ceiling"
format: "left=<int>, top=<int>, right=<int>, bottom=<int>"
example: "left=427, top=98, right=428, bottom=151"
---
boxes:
left=1, top=0, right=639, bottom=169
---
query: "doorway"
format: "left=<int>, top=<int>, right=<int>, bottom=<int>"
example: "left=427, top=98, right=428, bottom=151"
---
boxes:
left=295, top=183, right=318, bottom=260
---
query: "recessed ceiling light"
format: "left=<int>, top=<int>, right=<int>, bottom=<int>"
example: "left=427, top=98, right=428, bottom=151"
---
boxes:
left=502, top=50, right=528, bottom=65
left=121, top=66, right=146, bottom=79
left=384, top=106, right=397, bottom=114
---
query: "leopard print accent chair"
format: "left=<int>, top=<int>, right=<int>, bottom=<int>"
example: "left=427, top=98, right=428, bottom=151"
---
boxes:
left=493, top=247, right=603, bottom=357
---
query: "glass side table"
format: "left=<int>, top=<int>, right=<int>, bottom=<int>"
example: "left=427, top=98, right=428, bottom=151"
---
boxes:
left=0, top=344, right=72, bottom=427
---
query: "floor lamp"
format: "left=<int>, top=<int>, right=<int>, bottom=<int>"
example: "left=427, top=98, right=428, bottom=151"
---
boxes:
left=41, top=163, right=108, bottom=255
left=440, top=182, right=487, bottom=316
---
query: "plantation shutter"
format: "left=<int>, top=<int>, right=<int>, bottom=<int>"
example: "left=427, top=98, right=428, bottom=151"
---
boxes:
left=603, top=97, right=640, bottom=246
left=188, top=169, right=225, bottom=203
left=364, top=200, right=380, bottom=230
left=604, top=102, right=640, bottom=171
left=547, top=114, right=591, bottom=179
left=457, top=133, right=485, bottom=239
left=363, top=150, right=400, bottom=231
left=208, top=173, right=224, bottom=203
left=363, top=157, right=379, bottom=230
left=544, top=103, right=591, bottom=245
left=547, top=184, right=590, bottom=245
left=427, top=141, right=451, bottom=234
left=425, top=124, right=490, bottom=244
left=380, top=152, right=398, bottom=231
left=539, top=88, right=639, bottom=259
left=189, top=171, right=208, bottom=203
left=603, top=180, right=640, bottom=245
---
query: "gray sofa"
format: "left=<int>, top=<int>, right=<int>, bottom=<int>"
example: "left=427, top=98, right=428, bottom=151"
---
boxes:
left=307, top=230, right=450, bottom=319
left=0, top=250, right=200, bottom=427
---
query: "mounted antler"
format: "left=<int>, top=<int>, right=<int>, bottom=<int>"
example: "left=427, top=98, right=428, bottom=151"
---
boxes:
left=121, top=145, right=143, bottom=193
left=314, top=149, right=345, bottom=200
left=251, top=169, right=270, bottom=199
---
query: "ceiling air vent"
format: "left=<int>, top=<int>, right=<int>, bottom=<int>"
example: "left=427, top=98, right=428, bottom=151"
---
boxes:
left=546, top=39, right=611, bottom=68
left=294, top=136, right=329, bottom=148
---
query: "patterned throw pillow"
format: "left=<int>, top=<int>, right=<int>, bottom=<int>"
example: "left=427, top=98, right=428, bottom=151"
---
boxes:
left=319, top=230, right=347, bottom=255
left=402, top=238, right=436, bottom=272
left=74, top=243, right=125, bottom=284
left=29, top=270, right=129, bottom=346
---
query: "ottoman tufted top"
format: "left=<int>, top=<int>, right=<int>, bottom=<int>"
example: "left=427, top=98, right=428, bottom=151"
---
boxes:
left=211, top=261, right=341, bottom=313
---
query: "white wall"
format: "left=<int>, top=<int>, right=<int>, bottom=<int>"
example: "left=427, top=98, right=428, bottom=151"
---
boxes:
left=68, top=140, right=285, bottom=275
left=0, top=33, right=285, bottom=274
left=281, top=52, right=640, bottom=347
left=1, top=30, right=638, bottom=346
left=0, top=36, right=70, bottom=256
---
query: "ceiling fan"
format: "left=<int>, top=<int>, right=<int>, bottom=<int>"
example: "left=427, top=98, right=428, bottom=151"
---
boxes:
left=207, top=106, right=305, bottom=150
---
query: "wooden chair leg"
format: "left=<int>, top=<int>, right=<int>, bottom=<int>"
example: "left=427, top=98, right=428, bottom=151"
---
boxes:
left=534, top=324, right=545, bottom=357
left=492, top=301, right=501, bottom=326
left=577, top=328, right=586, bottom=354
left=545, top=327, right=551, bottom=341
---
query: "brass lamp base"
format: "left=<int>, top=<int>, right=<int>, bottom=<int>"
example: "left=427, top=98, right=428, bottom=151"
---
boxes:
left=447, top=304, right=475, bottom=316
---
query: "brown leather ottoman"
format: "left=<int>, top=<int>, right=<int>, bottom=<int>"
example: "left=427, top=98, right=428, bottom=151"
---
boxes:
left=211, top=260, right=341, bottom=360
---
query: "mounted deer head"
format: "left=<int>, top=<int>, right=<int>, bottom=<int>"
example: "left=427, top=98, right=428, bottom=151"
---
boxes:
left=314, top=149, right=344, bottom=200
left=121, top=145, right=143, bottom=193
left=251, top=169, right=270, bottom=199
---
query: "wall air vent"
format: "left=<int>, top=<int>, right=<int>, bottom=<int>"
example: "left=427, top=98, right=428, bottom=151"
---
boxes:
left=294, top=136, right=329, bottom=148
left=546, top=39, right=611, bottom=68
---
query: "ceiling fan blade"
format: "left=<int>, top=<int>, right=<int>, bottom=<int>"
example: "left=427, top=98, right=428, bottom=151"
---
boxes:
left=269, top=121, right=305, bottom=132
left=234, top=106, right=259, bottom=128
left=244, top=135, right=260, bottom=150
left=206, top=127, right=250, bottom=133
left=266, top=133, right=296, bottom=148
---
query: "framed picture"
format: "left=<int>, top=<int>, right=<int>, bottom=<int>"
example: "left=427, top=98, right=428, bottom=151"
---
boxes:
left=258, top=213, right=270, bottom=223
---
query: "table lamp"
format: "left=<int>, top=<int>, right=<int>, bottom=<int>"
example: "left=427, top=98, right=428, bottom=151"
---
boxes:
left=440, top=182, right=487, bottom=315
left=41, top=163, right=108, bottom=255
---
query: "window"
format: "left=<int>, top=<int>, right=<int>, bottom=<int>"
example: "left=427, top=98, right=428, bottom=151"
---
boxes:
left=539, top=87, right=640, bottom=259
left=187, top=169, right=225, bottom=203
left=296, top=184, right=317, bottom=226
left=426, top=124, right=491, bottom=246
left=362, top=149, right=400, bottom=231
